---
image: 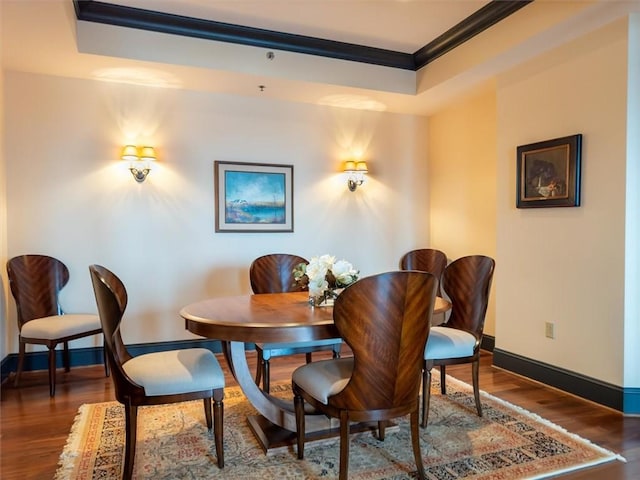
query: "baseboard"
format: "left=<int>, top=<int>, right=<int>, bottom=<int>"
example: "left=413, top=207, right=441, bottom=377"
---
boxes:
left=0, top=339, right=247, bottom=384
left=492, top=348, right=638, bottom=414
left=481, top=334, right=495, bottom=352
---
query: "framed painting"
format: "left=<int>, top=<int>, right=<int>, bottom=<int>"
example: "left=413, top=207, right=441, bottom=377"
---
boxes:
left=516, top=134, right=582, bottom=208
left=214, top=161, right=294, bottom=232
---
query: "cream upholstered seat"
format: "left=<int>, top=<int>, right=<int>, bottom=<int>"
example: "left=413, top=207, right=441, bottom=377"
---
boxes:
left=251, top=253, right=342, bottom=393
left=122, top=349, right=223, bottom=396
left=89, top=264, right=225, bottom=480
left=293, top=357, right=352, bottom=403
left=7, top=254, right=108, bottom=397
left=422, top=255, right=495, bottom=428
left=425, top=327, right=476, bottom=358
left=293, top=271, right=438, bottom=480
left=19, top=314, right=101, bottom=339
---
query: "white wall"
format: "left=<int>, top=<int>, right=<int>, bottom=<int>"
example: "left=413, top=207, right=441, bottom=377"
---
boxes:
left=496, top=19, right=628, bottom=385
left=624, top=13, right=640, bottom=389
left=2, top=71, right=430, bottom=353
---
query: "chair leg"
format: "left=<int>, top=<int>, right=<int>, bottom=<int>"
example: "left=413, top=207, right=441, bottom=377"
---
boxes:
left=410, top=410, right=426, bottom=480
left=339, top=411, right=350, bottom=480
left=332, top=343, right=341, bottom=359
left=305, top=352, right=313, bottom=363
left=203, top=397, right=213, bottom=431
left=123, top=403, right=138, bottom=480
left=421, top=368, right=432, bottom=428
left=14, top=340, right=26, bottom=387
left=213, top=391, right=224, bottom=468
left=294, top=392, right=306, bottom=460
left=440, top=365, right=447, bottom=394
left=103, top=339, right=110, bottom=377
left=263, top=360, right=271, bottom=393
left=254, top=356, right=263, bottom=388
left=48, top=347, right=57, bottom=397
left=63, top=341, right=70, bottom=372
left=472, top=359, right=482, bottom=417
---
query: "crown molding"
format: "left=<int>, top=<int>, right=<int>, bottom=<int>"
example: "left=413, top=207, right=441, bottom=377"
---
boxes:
left=74, top=0, right=533, bottom=71
left=414, top=0, right=533, bottom=69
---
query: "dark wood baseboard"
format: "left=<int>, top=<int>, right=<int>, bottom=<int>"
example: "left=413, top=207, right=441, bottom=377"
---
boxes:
left=491, top=348, right=640, bottom=414
left=481, top=334, right=495, bottom=352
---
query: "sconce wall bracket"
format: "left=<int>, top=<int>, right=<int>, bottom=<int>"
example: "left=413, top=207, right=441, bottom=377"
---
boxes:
left=348, top=178, right=362, bottom=192
left=130, top=167, right=150, bottom=183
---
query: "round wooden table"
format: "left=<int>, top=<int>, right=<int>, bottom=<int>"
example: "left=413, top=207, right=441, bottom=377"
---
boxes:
left=181, top=291, right=450, bottom=452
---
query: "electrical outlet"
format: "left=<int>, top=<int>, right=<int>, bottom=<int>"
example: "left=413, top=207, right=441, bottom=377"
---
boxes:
left=545, top=322, right=555, bottom=339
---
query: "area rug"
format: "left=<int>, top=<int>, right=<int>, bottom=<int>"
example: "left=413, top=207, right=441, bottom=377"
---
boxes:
left=55, top=374, right=624, bottom=479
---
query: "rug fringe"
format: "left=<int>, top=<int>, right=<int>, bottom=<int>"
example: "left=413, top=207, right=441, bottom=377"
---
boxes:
left=442, top=373, right=627, bottom=464
left=54, top=403, right=91, bottom=480
left=525, top=457, right=626, bottom=480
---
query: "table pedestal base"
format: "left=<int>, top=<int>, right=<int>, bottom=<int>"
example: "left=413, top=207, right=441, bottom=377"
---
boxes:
left=247, top=415, right=398, bottom=454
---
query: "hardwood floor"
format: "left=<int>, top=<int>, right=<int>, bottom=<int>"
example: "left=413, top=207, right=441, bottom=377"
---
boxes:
left=1, top=350, right=638, bottom=479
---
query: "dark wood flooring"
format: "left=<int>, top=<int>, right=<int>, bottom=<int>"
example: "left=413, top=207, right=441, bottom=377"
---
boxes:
left=1, top=350, right=638, bottom=479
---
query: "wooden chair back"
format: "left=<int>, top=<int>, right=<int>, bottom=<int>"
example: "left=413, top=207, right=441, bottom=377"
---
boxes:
left=441, top=255, right=495, bottom=341
left=89, top=264, right=140, bottom=402
left=330, top=271, right=437, bottom=412
left=399, top=248, right=447, bottom=295
left=7, top=254, right=69, bottom=328
left=249, top=253, right=308, bottom=293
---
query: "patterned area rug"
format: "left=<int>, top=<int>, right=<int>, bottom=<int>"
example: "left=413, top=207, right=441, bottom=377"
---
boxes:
left=55, top=374, right=624, bottom=479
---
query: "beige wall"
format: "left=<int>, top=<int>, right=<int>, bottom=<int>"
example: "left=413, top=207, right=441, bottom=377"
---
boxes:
left=0, top=0, right=7, bottom=362
left=496, top=19, right=628, bottom=386
left=2, top=71, right=430, bottom=353
left=428, top=84, right=498, bottom=336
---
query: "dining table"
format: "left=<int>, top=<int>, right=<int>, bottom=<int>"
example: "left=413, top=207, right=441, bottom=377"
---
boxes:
left=180, top=290, right=451, bottom=453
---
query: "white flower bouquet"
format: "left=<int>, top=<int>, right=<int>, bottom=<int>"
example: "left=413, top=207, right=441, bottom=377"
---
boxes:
left=293, top=254, right=359, bottom=306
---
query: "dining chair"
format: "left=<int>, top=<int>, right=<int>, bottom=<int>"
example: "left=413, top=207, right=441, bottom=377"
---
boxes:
left=292, top=270, right=438, bottom=480
left=250, top=253, right=342, bottom=393
left=7, top=254, right=108, bottom=397
left=421, top=255, right=495, bottom=428
left=400, top=248, right=448, bottom=296
left=89, top=265, right=225, bottom=480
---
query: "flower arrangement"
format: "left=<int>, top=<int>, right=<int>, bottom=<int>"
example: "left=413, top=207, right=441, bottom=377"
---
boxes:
left=293, top=254, right=359, bottom=306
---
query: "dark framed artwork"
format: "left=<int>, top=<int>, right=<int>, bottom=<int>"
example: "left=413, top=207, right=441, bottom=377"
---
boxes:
left=214, top=161, right=293, bottom=232
left=516, top=134, right=582, bottom=208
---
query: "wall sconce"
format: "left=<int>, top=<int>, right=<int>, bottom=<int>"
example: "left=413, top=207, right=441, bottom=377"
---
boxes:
left=121, top=145, right=156, bottom=183
left=344, top=160, right=368, bottom=192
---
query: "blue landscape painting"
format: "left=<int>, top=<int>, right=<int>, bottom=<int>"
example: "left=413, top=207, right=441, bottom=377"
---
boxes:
left=224, top=171, right=286, bottom=224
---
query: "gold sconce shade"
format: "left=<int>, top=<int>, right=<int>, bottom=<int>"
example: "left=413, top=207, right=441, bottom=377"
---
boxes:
left=139, top=146, right=156, bottom=161
left=344, top=160, right=357, bottom=172
left=121, top=145, right=139, bottom=161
